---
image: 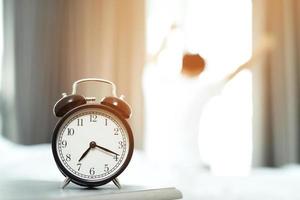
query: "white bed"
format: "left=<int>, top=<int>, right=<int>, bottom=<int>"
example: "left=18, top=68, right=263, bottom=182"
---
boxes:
left=1, top=137, right=300, bottom=199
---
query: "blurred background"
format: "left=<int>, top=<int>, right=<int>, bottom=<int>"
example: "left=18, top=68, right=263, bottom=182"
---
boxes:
left=0, top=0, right=300, bottom=187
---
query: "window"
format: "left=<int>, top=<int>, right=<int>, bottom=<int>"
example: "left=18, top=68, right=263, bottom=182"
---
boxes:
left=144, top=0, right=252, bottom=175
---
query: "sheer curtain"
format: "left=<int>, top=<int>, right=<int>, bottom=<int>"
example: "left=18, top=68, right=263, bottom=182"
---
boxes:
left=252, top=0, right=300, bottom=166
left=1, top=0, right=145, bottom=148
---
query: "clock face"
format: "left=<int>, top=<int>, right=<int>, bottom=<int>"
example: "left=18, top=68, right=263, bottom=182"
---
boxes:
left=52, top=105, right=133, bottom=186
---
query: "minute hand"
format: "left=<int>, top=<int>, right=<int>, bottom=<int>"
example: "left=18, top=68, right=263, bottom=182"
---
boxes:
left=95, top=144, right=119, bottom=156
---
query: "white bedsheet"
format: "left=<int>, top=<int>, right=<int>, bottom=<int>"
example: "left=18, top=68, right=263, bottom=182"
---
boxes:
left=1, top=137, right=300, bottom=199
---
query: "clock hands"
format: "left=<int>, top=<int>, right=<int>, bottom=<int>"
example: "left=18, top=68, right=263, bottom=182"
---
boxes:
left=78, top=141, right=119, bottom=162
left=78, top=141, right=96, bottom=162
left=78, top=147, right=91, bottom=162
left=95, top=144, right=119, bottom=157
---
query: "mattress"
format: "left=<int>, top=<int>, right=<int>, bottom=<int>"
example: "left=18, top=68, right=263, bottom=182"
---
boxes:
left=1, top=137, right=300, bottom=199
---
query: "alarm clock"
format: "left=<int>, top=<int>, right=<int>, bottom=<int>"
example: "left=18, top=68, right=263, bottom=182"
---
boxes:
left=52, top=78, right=134, bottom=189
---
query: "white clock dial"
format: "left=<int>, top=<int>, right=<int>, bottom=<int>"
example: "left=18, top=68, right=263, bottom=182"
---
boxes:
left=56, top=108, right=129, bottom=182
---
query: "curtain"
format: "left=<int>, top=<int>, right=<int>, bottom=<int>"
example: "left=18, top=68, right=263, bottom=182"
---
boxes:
left=252, top=0, right=300, bottom=166
left=1, top=0, right=145, bottom=148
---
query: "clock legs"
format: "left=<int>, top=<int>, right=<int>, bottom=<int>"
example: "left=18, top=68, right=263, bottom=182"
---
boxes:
left=61, top=176, right=121, bottom=189
left=62, top=177, right=71, bottom=189
left=112, top=178, right=121, bottom=189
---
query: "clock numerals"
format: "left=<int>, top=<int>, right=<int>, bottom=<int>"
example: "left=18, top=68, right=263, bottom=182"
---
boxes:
left=77, top=163, right=82, bottom=171
left=77, top=118, right=84, bottom=126
left=89, top=167, right=95, bottom=175
left=90, top=114, right=97, bottom=122
left=61, top=140, right=67, bottom=148
left=57, top=111, right=130, bottom=181
left=104, top=164, right=109, bottom=172
left=67, top=128, right=74, bottom=136
left=114, top=128, right=119, bottom=135
left=66, top=154, right=71, bottom=162
left=113, top=154, right=119, bottom=161
left=118, top=141, right=124, bottom=149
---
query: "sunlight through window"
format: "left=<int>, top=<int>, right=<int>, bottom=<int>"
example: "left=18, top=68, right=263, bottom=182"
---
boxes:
left=144, top=0, right=252, bottom=176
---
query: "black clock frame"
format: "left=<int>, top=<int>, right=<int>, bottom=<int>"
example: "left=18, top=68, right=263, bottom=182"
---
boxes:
left=52, top=103, right=134, bottom=187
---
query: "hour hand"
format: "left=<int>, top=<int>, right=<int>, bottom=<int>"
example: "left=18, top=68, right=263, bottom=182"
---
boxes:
left=78, top=147, right=91, bottom=162
left=78, top=142, right=95, bottom=162
left=95, top=144, right=119, bottom=156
